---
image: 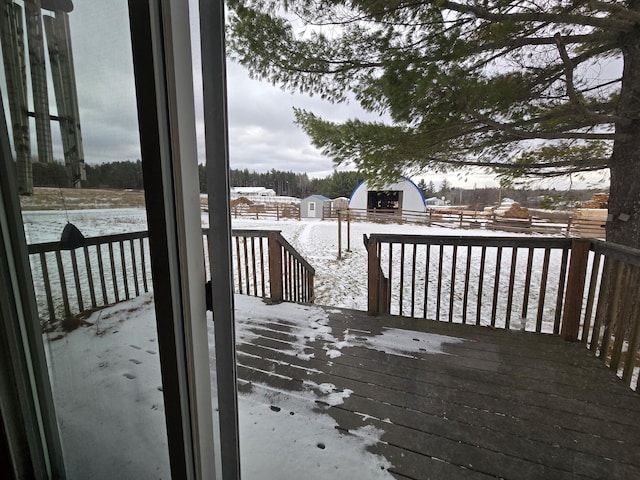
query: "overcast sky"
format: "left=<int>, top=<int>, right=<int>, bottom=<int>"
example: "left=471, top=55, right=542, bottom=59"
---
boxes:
left=16, top=0, right=609, bottom=191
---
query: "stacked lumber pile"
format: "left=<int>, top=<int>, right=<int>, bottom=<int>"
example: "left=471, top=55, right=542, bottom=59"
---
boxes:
left=570, top=209, right=607, bottom=239
left=582, top=192, right=609, bottom=209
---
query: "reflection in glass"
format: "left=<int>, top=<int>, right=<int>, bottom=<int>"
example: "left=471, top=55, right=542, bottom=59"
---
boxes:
left=2, top=0, right=171, bottom=477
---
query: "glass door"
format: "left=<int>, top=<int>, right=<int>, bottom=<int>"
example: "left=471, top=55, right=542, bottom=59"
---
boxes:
left=0, top=0, right=219, bottom=477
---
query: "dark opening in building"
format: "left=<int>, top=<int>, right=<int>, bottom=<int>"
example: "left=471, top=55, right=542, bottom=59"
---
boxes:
left=367, top=191, right=402, bottom=211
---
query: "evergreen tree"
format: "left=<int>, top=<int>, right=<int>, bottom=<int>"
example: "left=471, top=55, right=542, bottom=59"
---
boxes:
left=228, top=0, right=640, bottom=247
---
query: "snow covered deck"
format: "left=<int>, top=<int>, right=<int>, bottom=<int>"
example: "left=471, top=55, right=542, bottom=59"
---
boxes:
left=48, top=293, right=640, bottom=479
left=236, top=296, right=640, bottom=479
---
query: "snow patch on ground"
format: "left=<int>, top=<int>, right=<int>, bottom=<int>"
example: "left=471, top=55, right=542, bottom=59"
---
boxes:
left=239, top=391, right=392, bottom=480
left=356, top=327, right=465, bottom=358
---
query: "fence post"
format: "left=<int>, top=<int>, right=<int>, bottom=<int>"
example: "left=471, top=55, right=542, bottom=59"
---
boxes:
left=366, top=235, right=380, bottom=315
left=561, top=239, right=591, bottom=341
left=337, top=211, right=342, bottom=260
left=347, top=209, right=351, bottom=252
left=268, top=232, right=283, bottom=302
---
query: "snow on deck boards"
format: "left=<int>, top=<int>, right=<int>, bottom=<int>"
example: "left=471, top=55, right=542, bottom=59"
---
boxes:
left=236, top=298, right=640, bottom=480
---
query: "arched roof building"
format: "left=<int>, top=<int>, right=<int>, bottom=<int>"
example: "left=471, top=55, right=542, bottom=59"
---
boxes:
left=348, top=176, right=426, bottom=213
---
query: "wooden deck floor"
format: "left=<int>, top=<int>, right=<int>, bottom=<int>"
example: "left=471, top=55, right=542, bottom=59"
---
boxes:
left=235, top=302, right=640, bottom=479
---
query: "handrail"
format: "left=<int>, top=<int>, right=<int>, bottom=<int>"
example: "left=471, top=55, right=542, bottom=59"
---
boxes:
left=367, top=233, right=572, bottom=249
left=272, top=231, right=315, bottom=275
left=28, top=228, right=315, bottom=323
left=366, top=233, right=640, bottom=391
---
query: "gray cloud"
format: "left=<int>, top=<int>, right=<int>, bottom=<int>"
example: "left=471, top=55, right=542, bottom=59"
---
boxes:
left=54, top=1, right=605, bottom=190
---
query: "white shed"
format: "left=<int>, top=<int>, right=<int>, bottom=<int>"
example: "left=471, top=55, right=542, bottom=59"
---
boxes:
left=425, top=197, right=446, bottom=206
left=301, top=194, right=332, bottom=219
left=348, top=177, right=426, bottom=213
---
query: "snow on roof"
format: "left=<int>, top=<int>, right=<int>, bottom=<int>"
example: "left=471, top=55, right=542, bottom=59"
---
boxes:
left=305, top=194, right=332, bottom=202
left=231, top=186, right=276, bottom=196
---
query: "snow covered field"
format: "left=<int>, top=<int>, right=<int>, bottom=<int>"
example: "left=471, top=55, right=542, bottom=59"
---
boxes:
left=24, top=208, right=570, bottom=330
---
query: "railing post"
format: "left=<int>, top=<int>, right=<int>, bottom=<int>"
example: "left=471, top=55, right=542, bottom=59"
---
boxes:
left=366, top=235, right=380, bottom=315
left=268, top=232, right=283, bottom=302
left=561, top=239, right=591, bottom=341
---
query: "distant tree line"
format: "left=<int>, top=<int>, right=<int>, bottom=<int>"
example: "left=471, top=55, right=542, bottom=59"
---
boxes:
left=32, top=160, right=143, bottom=190
left=199, top=166, right=363, bottom=199
left=31, top=159, right=601, bottom=209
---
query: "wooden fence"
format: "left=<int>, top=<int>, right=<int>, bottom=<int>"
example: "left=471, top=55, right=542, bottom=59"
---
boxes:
left=337, top=207, right=605, bottom=238
left=28, top=229, right=315, bottom=323
left=365, top=234, right=640, bottom=390
left=230, top=202, right=300, bottom=220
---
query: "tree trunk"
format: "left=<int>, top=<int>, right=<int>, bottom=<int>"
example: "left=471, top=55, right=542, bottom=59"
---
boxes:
left=608, top=17, right=640, bottom=249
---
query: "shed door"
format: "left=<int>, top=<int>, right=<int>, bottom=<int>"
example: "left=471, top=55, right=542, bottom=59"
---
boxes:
left=308, top=201, right=316, bottom=217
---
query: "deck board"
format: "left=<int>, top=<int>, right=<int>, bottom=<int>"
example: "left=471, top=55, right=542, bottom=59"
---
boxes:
left=236, top=302, right=640, bottom=479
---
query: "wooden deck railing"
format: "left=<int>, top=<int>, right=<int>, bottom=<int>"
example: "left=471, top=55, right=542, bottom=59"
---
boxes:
left=365, top=234, right=640, bottom=390
left=28, top=229, right=315, bottom=323
left=203, top=229, right=315, bottom=305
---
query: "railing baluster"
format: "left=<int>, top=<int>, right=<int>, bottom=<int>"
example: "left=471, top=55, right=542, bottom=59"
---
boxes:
left=536, top=248, right=551, bottom=332
left=476, top=246, right=486, bottom=325
left=96, top=244, right=108, bottom=304
left=108, top=242, right=119, bottom=303
left=388, top=243, right=393, bottom=313
left=423, top=244, right=430, bottom=319
left=288, top=251, right=293, bottom=301
left=410, top=244, right=417, bottom=318
left=599, top=259, right=625, bottom=361
left=553, top=247, right=570, bottom=334
left=251, top=237, right=257, bottom=297
left=436, top=244, right=443, bottom=322
left=610, top=265, right=635, bottom=372
left=259, top=237, right=266, bottom=297
left=399, top=244, right=405, bottom=316
left=120, top=241, right=130, bottom=300
left=591, top=257, right=613, bottom=353
left=449, top=245, right=457, bottom=323
left=521, top=247, right=534, bottom=325
left=55, top=250, right=71, bottom=318
left=581, top=252, right=601, bottom=343
left=243, top=237, right=250, bottom=295
left=462, top=246, right=471, bottom=324
left=235, top=236, right=242, bottom=294
left=130, top=240, right=140, bottom=297
left=490, top=246, right=502, bottom=327
left=140, top=238, right=149, bottom=293
left=70, top=249, right=83, bottom=313
left=83, top=246, right=97, bottom=308
left=40, top=252, right=55, bottom=321
left=505, top=247, right=518, bottom=329
left=622, top=266, right=640, bottom=385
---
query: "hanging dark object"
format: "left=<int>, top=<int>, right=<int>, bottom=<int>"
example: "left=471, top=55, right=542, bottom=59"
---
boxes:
left=60, top=222, right=85, bottom=250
